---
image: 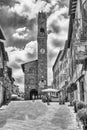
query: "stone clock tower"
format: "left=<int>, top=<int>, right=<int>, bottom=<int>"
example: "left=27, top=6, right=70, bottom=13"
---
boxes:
left=37, top=12, right=47, bottom=90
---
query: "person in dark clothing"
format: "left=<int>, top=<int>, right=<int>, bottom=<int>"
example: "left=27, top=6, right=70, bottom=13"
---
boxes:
left=46, top=94, right=50, bottom=105
left=32, top=94, right=35, bottom=102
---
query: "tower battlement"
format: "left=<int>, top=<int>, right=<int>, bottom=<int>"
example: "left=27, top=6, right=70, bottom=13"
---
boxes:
left=38, top=11, right=47, bottom=19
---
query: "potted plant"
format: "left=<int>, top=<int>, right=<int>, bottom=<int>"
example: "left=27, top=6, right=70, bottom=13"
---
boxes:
left=77, top=108, right=87, bottom=130
left=76, top=101, right=86, bottom=112
left=62, top=99, right=65, bottom=104
left=72, top=99, right=79, bottom=113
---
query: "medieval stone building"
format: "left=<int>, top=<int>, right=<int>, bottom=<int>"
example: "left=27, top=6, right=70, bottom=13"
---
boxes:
left=22, top=60, right=38, bottom=100
left=52, top=0, right=87, bottom=105
left=21, top=12, right=47, bottom=100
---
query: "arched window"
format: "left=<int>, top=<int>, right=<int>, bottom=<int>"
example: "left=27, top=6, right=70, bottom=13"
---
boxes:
left=40, top=28, right=45, bottom=35
left=40, top=28, right=44, bottom=33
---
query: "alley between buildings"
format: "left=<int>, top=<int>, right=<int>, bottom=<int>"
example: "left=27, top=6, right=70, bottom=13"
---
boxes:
left=0, top=100, right=82, bottom=130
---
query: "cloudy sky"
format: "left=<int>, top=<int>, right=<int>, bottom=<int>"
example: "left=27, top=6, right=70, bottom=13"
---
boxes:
left=0, top=0, right=69, bottom=91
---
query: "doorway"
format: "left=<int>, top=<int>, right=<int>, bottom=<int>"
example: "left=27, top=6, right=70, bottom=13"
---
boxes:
left=79, top=76, right=84, bottom=101
left=80, top=81, right=84, bottom=101
left=30, top=89, right=38, bottom=100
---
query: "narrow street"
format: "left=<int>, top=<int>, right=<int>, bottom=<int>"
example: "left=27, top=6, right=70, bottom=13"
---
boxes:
left=0, top=100, right=82, bottom=130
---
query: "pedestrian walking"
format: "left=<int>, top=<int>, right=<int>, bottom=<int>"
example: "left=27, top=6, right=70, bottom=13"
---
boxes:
left=47, top=94, right=50, bottom=105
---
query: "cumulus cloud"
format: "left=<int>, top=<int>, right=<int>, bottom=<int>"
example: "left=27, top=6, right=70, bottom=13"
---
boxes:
left=48, top=67, right=53, bottom=85
left=0, top=0, right=20, bottom=7
left=47, top=6, right=69, bottom=52
left=12, top=27, right=29, bottom=40
left=0, top=0, right=69, bottom=48
left=9, top=0, right=53, bottom=18
left=0, top=5, right=37, bottom=47
left=13, top=69, right=24, bottom=91
left=6, top=41, right=37, bottom=66
left=47, top=6, right=69, bottom=31
left=6, top=41, right=37, bottom=91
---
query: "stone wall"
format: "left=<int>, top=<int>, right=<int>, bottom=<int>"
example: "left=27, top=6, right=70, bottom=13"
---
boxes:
left=0, top=80, right=4, bottom=106
left=24, top=60, right=38, bottom=100
left=37, top=12, right=47, bottom=90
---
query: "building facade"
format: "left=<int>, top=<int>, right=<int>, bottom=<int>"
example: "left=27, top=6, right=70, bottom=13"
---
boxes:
left=3, top=54, right=13, bottom=104
left=69, top=0, right=87, bottom=104
left=53, top=0, right=87, bottom=104
left=53, top=41, right=71, bottom=101
left=0, top=28, right=14, bottom=105
left=0, top=28, right=6, bottom=106
left=52, top=50, right=63, bottom=90
left=21, top=12, right=47, bottom=100
left=22, top=60, right=38, bottom=100
left=12, top=84, right=19, bottom=96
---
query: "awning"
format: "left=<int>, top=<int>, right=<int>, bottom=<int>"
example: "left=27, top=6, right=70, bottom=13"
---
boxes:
left=67, top=82, right=77, bottom=93
left=41, top=88, right=58, bottom=93
left=71, top=83, right=77, bottom=91
left=57, top=88, right=64, bottom=93
left=0, top=28, right=5, bottom=40
left=67, top=84, right=72, bottom=93
left=76, top=74, right=84, bottom=82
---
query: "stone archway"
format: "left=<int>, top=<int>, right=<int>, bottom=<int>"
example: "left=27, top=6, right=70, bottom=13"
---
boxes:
left=30, top=89, right=38, bottom=100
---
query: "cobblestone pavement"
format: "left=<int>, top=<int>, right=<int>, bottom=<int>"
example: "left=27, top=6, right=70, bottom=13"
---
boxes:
left=0, top=100, right=83, bottom=130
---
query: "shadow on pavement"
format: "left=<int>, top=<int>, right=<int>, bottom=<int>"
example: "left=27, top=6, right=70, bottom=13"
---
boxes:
left=0, top=120, right=7, bottom=128
left=51, top=105, right=72, bottom=129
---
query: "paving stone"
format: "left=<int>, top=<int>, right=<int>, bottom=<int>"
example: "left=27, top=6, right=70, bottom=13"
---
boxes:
left=0, top=101, right=83, bottom=130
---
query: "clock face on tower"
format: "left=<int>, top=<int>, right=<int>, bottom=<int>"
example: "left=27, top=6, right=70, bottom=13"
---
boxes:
left=40, top=48, right=45, bottom=54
